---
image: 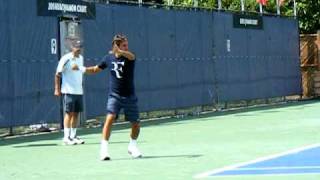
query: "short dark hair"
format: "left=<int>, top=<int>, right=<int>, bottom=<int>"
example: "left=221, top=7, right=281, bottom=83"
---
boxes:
left=112, top=34, right=127, bottom=46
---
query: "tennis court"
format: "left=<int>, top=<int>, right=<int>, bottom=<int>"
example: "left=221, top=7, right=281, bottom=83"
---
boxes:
left=1, top=100, right=319, bottom=180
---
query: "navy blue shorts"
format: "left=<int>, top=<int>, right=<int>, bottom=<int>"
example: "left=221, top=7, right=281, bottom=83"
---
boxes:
left=63, top=94, right=83, bottom=113
left=107, top=93, right=139, bottom=122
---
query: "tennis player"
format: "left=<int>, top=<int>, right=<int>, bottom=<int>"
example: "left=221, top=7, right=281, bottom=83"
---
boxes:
left=74, top=34, right=142, bottom=160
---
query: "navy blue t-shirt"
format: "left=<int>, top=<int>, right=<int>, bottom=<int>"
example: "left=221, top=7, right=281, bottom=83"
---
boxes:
left=98, top=54, right=136, bottom=97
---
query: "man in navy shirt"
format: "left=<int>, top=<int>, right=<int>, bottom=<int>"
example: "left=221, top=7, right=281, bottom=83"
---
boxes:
left=75, top=34, right=142, bottom=160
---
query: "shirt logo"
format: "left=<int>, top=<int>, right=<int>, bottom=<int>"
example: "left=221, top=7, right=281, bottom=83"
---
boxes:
left=111, top=61, right=125, bottom=79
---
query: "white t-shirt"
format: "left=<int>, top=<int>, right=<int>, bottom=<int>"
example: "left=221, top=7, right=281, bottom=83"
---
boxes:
left=56, top=52, right=84, bottom=95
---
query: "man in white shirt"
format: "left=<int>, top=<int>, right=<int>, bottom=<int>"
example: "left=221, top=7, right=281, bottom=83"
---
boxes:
left=54, top=40, right=85, bottom=145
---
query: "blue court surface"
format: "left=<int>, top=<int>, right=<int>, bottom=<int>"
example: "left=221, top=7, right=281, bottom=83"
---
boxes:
left=195, top=144, right=320, bottom=178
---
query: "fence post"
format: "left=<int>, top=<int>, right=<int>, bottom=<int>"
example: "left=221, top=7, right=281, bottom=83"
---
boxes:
left=293, top=0, right=297, bottom=17
left=9, top=127, right=13, bottom=136
left=318, top=30, right=320, bottom=69
left=193, top=0, right=198, bottom=7
left=276, top=0, right=280, bottom=15
left=259, top=3, right=263, bottom=14
left=218, top=0, right=222, bottom=10
left=241, top=0, right=245, bottom=12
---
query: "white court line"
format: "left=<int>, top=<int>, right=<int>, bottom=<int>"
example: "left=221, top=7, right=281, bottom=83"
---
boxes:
left=234, top=166, right=320, bottom=171
left=194, top=143, right=320, bottom=179
left=206, top=172, right=320, bottom=179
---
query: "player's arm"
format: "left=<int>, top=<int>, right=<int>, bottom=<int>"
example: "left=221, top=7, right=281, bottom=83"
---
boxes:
left=54, top=73, right=62, bottom=96
left=118, top=50, right=135, bottom=61
left=72, top=61, right=107, bottom=74
left=82, top=65, right=103, bottom=74
left=54, top=57, right=69, bottom=96
left=54, top=58, right=67, bottom=97
left=114, top=44, right=135, bottom=60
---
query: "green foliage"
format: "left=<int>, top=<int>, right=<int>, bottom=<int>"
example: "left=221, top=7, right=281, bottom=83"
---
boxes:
left=198, top=0, right=217, bottom=8
left=296, top=0, right=320, bottom=34
left=161, top=0, right=319, bottom=33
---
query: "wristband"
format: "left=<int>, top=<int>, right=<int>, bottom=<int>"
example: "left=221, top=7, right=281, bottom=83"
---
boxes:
left=79, top=66, right=86, bottom=73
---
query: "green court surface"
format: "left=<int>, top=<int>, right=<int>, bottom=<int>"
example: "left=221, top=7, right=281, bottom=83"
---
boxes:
left=1, top=100, right=320, bottom=180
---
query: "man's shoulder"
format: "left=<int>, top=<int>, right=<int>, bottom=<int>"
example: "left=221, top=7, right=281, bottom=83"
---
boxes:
left=78, top=54, right=84, bottom=61
left=63, top=52, right=73, bottom=58
left=102, top=54, right=116, bottom=63
left=60, top=52, right=72, bottom=61
left=104, top=53, right=114, bottom=59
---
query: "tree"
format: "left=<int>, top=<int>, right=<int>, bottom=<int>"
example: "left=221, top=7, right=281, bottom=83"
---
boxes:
left=160, top=0, right=319, bottom=34
left=296, top=0, right=320, bottom=34
left=90, top=0, right=319, bottom=33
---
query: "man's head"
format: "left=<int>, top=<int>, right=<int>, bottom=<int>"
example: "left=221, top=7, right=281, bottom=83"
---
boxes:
left=71, top=40, right=82, bottom=57
left=112, top=34, right=128, bottom=51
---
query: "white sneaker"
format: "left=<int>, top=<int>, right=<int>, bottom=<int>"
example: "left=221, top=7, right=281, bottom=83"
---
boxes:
left=128, top=145, right=142, bottom=158
left=72, top=137, right=85, bottom=144
left=100, top=147, right=110, bottom=161
left=62, top=137, right=76, bottom=145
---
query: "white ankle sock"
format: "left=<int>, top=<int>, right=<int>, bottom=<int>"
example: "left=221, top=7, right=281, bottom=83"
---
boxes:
left=129, top=139, right=137, bottom=146
left=64, top=128, right=71, bottom=139
left=70, top=128, right=77, bottom=139
left=101, top=140, right=109, bottom=149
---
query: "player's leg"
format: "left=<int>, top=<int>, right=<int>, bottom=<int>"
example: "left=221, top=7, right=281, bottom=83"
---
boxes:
left=63, top=113, right=73, bottom=145
left=70, top=112, right=84, bottom=144
left=128, top=122, right=142, bottom=158
left=70, top=95, right=84, bottom=144
left=130, top=121, right=140, bottom=140
left=70, top=112, right=78, bottom=137
left=102, top=113, right=116, bottom=141
left=62, top=94, right=76, bottom=145
left=100, top=94, right=121, bottom=160
left=124, top=96, right=142, bottom=158
left=100, top=114, right=117, bottom=161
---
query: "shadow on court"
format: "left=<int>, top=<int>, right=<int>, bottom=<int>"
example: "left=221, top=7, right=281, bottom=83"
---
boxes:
left=10, top=141, right=147, bottom=148
left=110, top=154, right=202, bottom=161
left=12, top=143, right=59, bottom=148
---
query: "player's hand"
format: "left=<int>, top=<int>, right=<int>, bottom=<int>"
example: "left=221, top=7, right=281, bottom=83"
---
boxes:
left=113, top=44, right=120, bottom=53
left=54, top=89, right=61, bottom=96
left=113, top=44, right=122, bottom=58
left=72, top=64, right=79, bottom=70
